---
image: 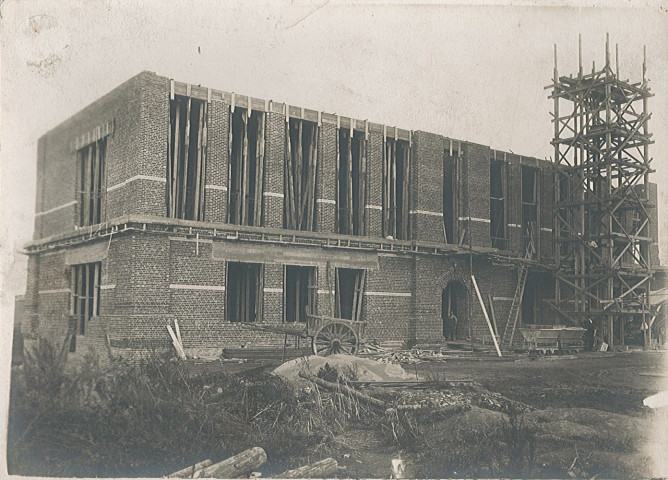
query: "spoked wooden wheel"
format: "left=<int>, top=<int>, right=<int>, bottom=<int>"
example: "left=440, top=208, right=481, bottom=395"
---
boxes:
left=312, top=322, right=359, bottom=356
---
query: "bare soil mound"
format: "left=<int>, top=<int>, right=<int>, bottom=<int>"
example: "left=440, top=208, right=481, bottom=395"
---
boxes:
left=272, top=354, right=414, bottom=383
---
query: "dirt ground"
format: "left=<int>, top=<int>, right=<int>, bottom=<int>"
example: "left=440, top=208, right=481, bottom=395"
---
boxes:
left=291, top=349, right=667, bottom=478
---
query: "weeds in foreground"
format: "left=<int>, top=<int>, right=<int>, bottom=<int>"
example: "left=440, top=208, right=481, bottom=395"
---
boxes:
left=7, top=338, right=365, bottom=478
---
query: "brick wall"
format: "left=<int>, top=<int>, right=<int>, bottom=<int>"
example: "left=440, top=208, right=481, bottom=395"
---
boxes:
left=204, top=101, right=230, bottom=223
left=461, top=142, right=491, bottom=248
left=263, top=111, right=285, bottom=228
left=365, top=130, right=383, bottom=237
left=316, top=123, right=337, bottom=234
left=411, top=131, right=445, bottom=243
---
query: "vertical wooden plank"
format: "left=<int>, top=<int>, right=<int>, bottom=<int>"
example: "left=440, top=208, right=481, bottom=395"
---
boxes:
left=308, top=124, right=318, bottom=231
left=92, top=263, right=100, bottom=317
left=91, top=142, right=100, bottom=224
left=358, top=134, right=367, bottom=235
left=172, top=101, right=182, bottom=217
left=100, top=139, right=107, bottom=223
left=295, top=121, right=303, bottom=228
left=193, top=101, right=204, bottom=220
left=347, top=130, right=353, bottom=234
left=254, top=112, right=265, bottom=226
left=83, top=263, right=91, bottom=334
left=241, top=109, right=250, bottom=225
left=82, top=145, right=92, bottom=226
left=335, top=128, right=341, bottom=232
left=70, top=267, right=76, bottom=315
left=199, top=102, right=208, bottom=220
left=285, top=121, right=295, bottom=229
left=326, top=261, right=334, bottom=317
left=181, top=98, right=192, bottom=218
left=403, top=142, right=410, bottom=239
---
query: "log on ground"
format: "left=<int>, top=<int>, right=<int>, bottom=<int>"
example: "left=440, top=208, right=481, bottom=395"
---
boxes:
left=193, top=447, right=267, bottom=479
left=276, top=458, right=339, bottom=478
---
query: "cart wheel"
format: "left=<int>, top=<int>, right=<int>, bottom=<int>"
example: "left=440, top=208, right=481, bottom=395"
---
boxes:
left=312, top=322, right=359, bottom=356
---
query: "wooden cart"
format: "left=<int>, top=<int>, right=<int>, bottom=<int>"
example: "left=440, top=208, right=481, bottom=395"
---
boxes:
left=240, top=315, right=367, bottom=356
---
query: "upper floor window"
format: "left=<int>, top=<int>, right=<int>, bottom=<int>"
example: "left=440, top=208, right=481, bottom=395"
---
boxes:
left=443, top=150, right=459, bottom=244
left=337, top=127, right=366, bottom=235
left=284, top=118, right=318, bottom=231
left=229, top=108, right=265, bottom=226
left=168, top=95, right=207, bottom=221
left=490, top=160, right=506, bottom=249
left=382, top=137, right=410, bottom=240
left=77, top=138, right=107, bottom=227
left=522, top=166, right=539, bottom=258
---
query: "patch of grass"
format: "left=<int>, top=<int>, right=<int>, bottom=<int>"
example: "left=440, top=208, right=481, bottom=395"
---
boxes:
left=7, top=338, right=360, bottom=477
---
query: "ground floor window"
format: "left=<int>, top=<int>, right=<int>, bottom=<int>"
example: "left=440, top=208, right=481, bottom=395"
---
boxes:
left=335, top=268, right=365, bottom=321
left=70, top=262, right=101, bottom=352
left=226, top=262, right=263, bottom=323
left=442, top=281, right=467, bottom=340
left=284, top=265, right=316, bottom=323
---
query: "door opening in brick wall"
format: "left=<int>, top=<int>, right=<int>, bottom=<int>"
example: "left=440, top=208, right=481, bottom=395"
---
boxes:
left=70, top=262, right=101, bottom=352
left=443, top=150, right=458, bottom=244
left=77, top=138, right=107, bottom=227
left=228, top=108, right=265, bottom=226
left=337, top=127, right=366, bottom=235
left=335, top=268, right=365, bottom=322
left=382, top=137, right=410, bottom=240
left=167, top=95, right=208, bottom=221
left=521, top=272, right=539, bottom=325
left=284, top=265, right=316, bottom=323
left=521, top=166, right=539, bottom=258
left=284, top=118, right=318, bottom=231
left=226, top=262, right=263, bottom=323
left=442, top=280, right=467, bottom=340
left=490, top=160, right=506, bottom=249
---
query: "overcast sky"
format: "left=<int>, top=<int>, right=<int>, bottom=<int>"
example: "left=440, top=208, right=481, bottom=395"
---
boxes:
left=1, top=0, right=667, bottom=326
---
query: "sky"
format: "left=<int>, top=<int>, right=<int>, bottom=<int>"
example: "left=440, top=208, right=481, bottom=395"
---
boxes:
left=0, top=0, right=667, bottom=474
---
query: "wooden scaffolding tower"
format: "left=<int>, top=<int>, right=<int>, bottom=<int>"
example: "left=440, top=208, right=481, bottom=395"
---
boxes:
left=548, top=35, right=655, bottom=347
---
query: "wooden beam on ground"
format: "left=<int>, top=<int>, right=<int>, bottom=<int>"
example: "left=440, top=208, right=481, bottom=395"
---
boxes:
left=276, top=458, right=338, bottom=479
left=168, top=459, right=213, bottom=478
left=471, top=275, right=502, bottom=357
left=193, top=447, right=267, bottom=479
left=298, top=371, right=387, bottom=409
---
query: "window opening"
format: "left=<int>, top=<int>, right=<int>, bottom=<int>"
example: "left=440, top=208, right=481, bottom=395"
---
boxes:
left=226, top=262, right=263, bottom=323
left=284, top=118, right=318, bottom=231
left=167, top=95, right=208, bottom=220
left=334, top=268, right=365, bottom=322
left=382, top=137, right=410, bottom=239
left=229, top=108, right=265, bottom=226
left=337, top=127, right=366, bottom=235
left=490, top=160, right=506, bottom=249
left=284, top=266, right=316, bottom=323
left=443, top=151, right=458, bottom=244
left=70, top=262, right=101, bottom=352
left=521, top=166, right=539, bottom=258
left=78, top=138, right=107, bottom=226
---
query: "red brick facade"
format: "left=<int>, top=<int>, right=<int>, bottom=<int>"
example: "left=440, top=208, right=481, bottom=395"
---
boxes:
left=22, top=71, right=661, bottom=360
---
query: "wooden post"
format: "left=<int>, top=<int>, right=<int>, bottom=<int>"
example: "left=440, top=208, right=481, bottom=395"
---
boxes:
left=193, top=102, right=204, bottom=220
left=193, top=447, right=267, bottom=479
left=277, top=458, right=339, bottom=479
left=471, top=275, right=502, bottom=356
left=199, top=102, right=208, bottom=221
left=487, top=294, right=499, bottom=336
left=181, top=98, right=192, bottom=218
left=241, top=109, right=249, bottom=225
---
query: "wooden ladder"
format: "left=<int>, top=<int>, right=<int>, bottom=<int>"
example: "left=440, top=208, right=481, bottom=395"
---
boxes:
left=502, top=263, right=529, bottom=348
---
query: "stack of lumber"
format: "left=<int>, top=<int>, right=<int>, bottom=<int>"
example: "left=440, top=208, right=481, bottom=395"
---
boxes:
left=221, top=346, right=312, bottom=362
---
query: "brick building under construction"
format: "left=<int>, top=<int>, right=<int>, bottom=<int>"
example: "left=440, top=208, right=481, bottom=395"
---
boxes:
left=20, top=58, right=664, bottom=360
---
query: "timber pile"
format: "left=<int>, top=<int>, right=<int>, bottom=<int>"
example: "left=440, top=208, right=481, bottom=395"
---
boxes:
left=166, top=320, right=186, bottom=360
left=166, top=447, right=267, bottom=479
left=222, top=346, right=312, bottom=362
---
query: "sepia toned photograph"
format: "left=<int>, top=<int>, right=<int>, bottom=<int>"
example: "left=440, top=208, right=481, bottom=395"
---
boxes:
left=1, top=1, right=667, bottom=478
